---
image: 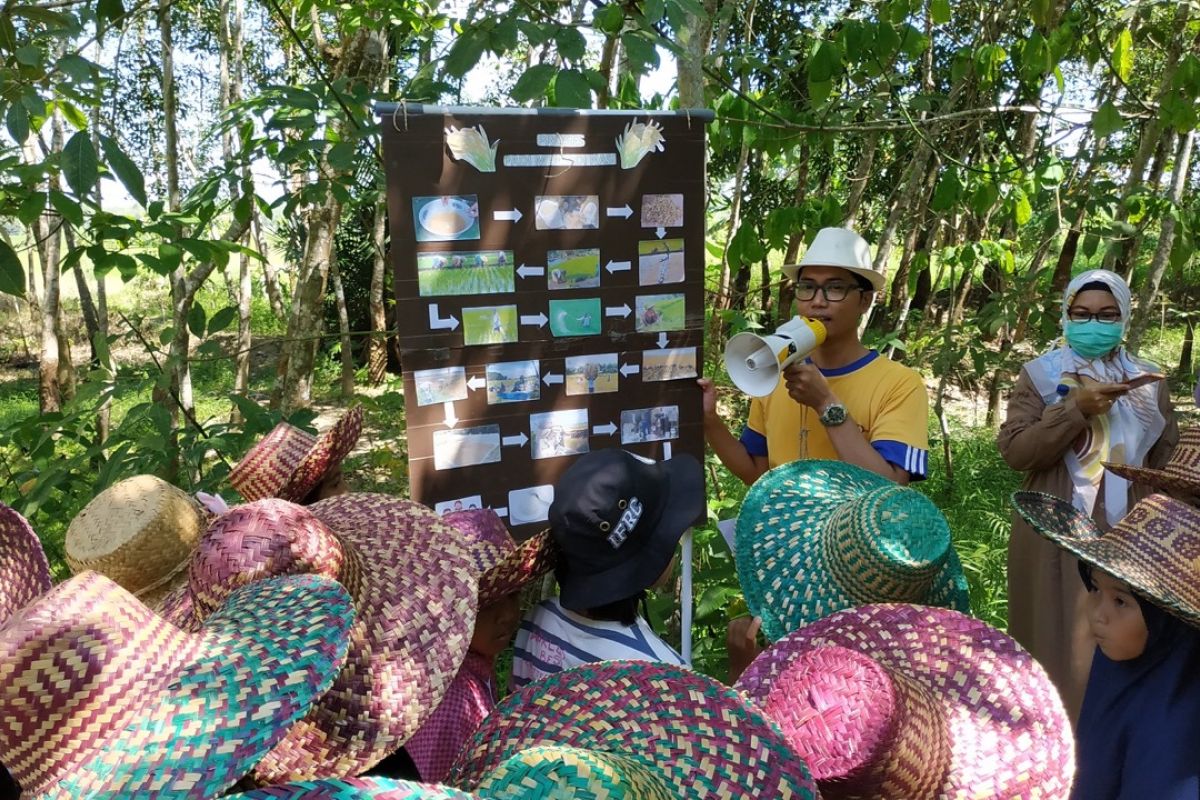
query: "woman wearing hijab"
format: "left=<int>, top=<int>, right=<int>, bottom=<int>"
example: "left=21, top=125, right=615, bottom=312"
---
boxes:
left=998, top=269, right=1178, bottom=722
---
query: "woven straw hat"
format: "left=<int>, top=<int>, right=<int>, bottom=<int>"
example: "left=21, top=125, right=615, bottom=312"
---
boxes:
left=1103, top=426, right=1200, bottom=498
left=0, top=503, right=51, bottom=626
left=735, top=604, right=1075, bottom=799
left=442, top=509, right=555, bottom=604
left=230, top=406, right=364, bottom=503
left=0, top=570, right=354, bottom=800
left=448, top=660, right=821, bottom=798
left=65, top=474, right=207, bottom=603
left=164, top=495, right=479, bottom=783
left=1013, top=490, right=1200, bottom=626
left=737, top=460, right=970, bottom=640
left=228, top=778, right=477, bottom=798
left=781, top=227, right=884, bottom=291
left=476, top=745, right=676, bottom=799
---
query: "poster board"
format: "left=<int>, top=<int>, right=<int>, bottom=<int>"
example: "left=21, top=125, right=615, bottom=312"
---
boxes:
left=378, top=104, right=712, bottom=538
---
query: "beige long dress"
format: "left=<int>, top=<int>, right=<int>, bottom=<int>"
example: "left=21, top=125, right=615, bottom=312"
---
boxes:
left=998, top=367, right=1177, bottom=723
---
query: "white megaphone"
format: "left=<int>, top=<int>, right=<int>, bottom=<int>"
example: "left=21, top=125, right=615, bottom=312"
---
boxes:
left=724, top=316, right=827, bottom=397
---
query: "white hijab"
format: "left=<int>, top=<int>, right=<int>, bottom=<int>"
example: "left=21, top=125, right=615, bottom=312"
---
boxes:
left=1025, top=269, right=1166, bottom=526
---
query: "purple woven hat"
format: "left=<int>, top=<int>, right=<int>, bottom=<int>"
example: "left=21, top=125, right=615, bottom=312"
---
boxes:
left=448, top=660, right=820, bottom=798
left=0, top=571, right=354, bottom=800
left=227, top=777, right=476, bottom=798
left=735, top=604, right=1075, bottom=799
left=164, top=495, right=479, bottom=784
left=0, top=503, right=51, bottom=626
left=230, top=406, right=364, bottom=503
left=1103, top=426, right=1200, bottom=498
left=442, top=509, right=555, bottom=604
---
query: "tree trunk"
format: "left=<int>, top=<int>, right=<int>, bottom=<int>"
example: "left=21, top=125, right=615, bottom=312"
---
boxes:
left=1179, top=316, right=1194, bottom=378
left=254, top=213, right=286, bottom=320
left=63, top=224, right=100, bottom=366
left=843, top=129, right=879, bottom=227
left=330, top=258, right=355, bottom=399
left=367, top=186, right=389, bottom=385
left=1128, top=130, right=1194, bottom=353
left=36, top=216, right=62, bottom=413
left=676, top=0, right=718, bottom=108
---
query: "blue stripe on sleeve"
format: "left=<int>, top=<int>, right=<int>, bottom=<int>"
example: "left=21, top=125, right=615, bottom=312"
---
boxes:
left=872, top=439, right=928, bottom=481
left=739, top=426, right=768, bottom=457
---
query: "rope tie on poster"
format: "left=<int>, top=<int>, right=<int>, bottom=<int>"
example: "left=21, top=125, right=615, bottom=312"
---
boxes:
left=391, top=99, right=410, bottom=132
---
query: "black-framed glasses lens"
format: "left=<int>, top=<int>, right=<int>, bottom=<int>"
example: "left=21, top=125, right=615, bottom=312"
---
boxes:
left=1067, top=309, right=1122, bottom=324
left=794, top=282, right=854, bottom=302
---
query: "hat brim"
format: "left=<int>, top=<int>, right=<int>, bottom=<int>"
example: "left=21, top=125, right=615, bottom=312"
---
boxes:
left=479, top=530, right=555, bottom=605
left=1013, top=490, right=1200, bottom=627
left=40, top=574, right=354, bottom=800
left=0, top=504, right=51, bottom=626
left=476, top=745, right=675, bottom=799
left=226, top=778, right=477, bottom=798
left=279, top=406, right=365, bottom=502
left=556, top=453, right=705, bottom=609
left=448, top=660, right=820, bottom=797
left=1102, top=461, right=1200, bottom=496
left=781, top=263, right=885, bottom=291
left=737, top=460, right=969, bottom=641
left=736, top=604, right=1074, bottom=797
left=243, top=494, right=479, bottom=783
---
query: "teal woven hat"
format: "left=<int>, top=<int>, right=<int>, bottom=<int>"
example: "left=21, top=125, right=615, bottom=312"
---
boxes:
left=737, top=460, right=970, bottom=640
left=447, top=660, right=820, bottom=798
left=228, top=777, right=476, bottom=798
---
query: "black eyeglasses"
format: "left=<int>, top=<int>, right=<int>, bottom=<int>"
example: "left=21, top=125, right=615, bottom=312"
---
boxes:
left=793, top=280, right=864, bottom=302
left=1066, top=308, right=1122, bottom=324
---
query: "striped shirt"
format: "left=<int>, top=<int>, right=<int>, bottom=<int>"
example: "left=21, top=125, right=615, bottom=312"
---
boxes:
left=510, top=597, right=686, bottom=688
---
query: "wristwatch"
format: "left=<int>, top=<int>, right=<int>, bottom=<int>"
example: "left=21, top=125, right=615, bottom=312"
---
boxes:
left=818, top=401, right=848, bottom=427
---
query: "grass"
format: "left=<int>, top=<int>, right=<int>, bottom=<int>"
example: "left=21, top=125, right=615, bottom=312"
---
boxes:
left=547, top=249, right=601, bottom=289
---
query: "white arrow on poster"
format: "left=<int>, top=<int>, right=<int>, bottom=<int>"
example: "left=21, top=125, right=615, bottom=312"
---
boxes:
left=516, top=264, right=544, bottom=279
left=605, top=304, right=631, bottom=318
left=520, top=312, right=548, bottom=328
left=502, top=432, right=529, bottom=448
left=663, top=442, right=673, bottom=460
left=443, top=401, right=459, bottom=428
left=542, top=372, right=564, bottom=386
left=605, top=260, right=631, bottom=274
left=494, top=208, right=523, bottom=222
left=656, top=226, right=667, bottom=238
left=606, top=205, right=633, bottom=219
left=593, top=421, right=617, bottom=436
left=656, top=332, right=669, bottom=348
left=467, top=375, right=485, bottom=391
left=619, top=363, right=640, bottom=377
left=493, top=506, right=509, bottom=518
left=428, top=304, right=460, bottom=331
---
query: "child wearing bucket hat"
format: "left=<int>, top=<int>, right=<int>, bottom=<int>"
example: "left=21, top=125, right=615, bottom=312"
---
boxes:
left=1013, top=491, right=1200, bottom=799
left=401, top=510, right=555, bottom=783
left=510, top=449, right=705, bottom=687
left=699, top=227, right=929, bottom=486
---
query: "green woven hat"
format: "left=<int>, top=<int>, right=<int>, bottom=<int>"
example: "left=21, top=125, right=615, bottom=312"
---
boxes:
left=737, top=460, right=970, bottom=640
left=447, top=660, right=820, bottom=798
left=476, top=745, right=675, bottom=799
left=228, top=777, right=477, bottom=798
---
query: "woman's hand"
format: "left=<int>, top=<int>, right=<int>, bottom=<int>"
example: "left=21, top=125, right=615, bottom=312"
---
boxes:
left=1074, top=382, right=1130, bottom=417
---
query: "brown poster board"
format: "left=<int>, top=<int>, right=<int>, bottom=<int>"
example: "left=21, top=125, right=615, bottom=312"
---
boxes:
left=378, top=105, right=711, bottom=537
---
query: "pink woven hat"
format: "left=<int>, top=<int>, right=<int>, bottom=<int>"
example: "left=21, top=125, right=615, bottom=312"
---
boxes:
left=441, top=509, right=555, bottom=604
left=448, top=660, right=821, bottom=798
left=0, top=503, right=51, bottom=626
left=735, top=604, right=1075, bottom=799
left=65, top=474, right=208, bottom=604
left=165, top=495, right=479, bottom=784
left=228, top=777, right=477, bottom=798
left=0, top=570, right=354, bottom=800
left=230, top=406, right=364, bottom=502
left=1103, top=426, right=1200, bottom=498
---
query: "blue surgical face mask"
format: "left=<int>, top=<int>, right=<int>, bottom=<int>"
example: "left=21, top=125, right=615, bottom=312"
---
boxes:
left=1065, top=320, right=1125, bottom=358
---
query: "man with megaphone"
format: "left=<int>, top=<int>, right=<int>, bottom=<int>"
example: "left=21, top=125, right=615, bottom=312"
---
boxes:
left=698, top=227, right=929, bottom=486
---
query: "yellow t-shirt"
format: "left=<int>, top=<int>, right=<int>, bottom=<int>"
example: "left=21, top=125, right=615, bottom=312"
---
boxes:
left=740, top=351, right=931, bottom=479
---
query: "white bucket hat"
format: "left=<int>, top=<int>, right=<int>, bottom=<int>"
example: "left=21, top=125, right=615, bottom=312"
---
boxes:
left=782, top=227, right=884, bottom=291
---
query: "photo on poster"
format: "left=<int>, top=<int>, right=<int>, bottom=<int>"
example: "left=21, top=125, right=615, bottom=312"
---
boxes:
left=508, top=485, right=555, bottom=526
left=413, top=366, right=468, bottom=407
left=635, top=293, right=686, bottom=332
left=530, top=408, right=590, bottom=460
left=641, top=194, right=684, bottom=228
left=435, top=495, right=484, bottom=515
left=548, top=248, right=601, bottom=290
left=638, top=239, right=685, bottom=286
left=417, top=250, right=514, bottom=297
left=433, top=425, right=502, bottom=471
left=535, top=195, right=600, bottom=230
left=462, top=304, right=519, bottom=346
left=565, top=353, right=619, bottom=396
left=620, top=406, right=680, bottom=445
left=412, top=195, right=481, bottom=242
left=486, top=359, right=541, bottom=405
left=549, top=298, right=602, bottom=337
left=642, top=347, right=698, bottom=382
